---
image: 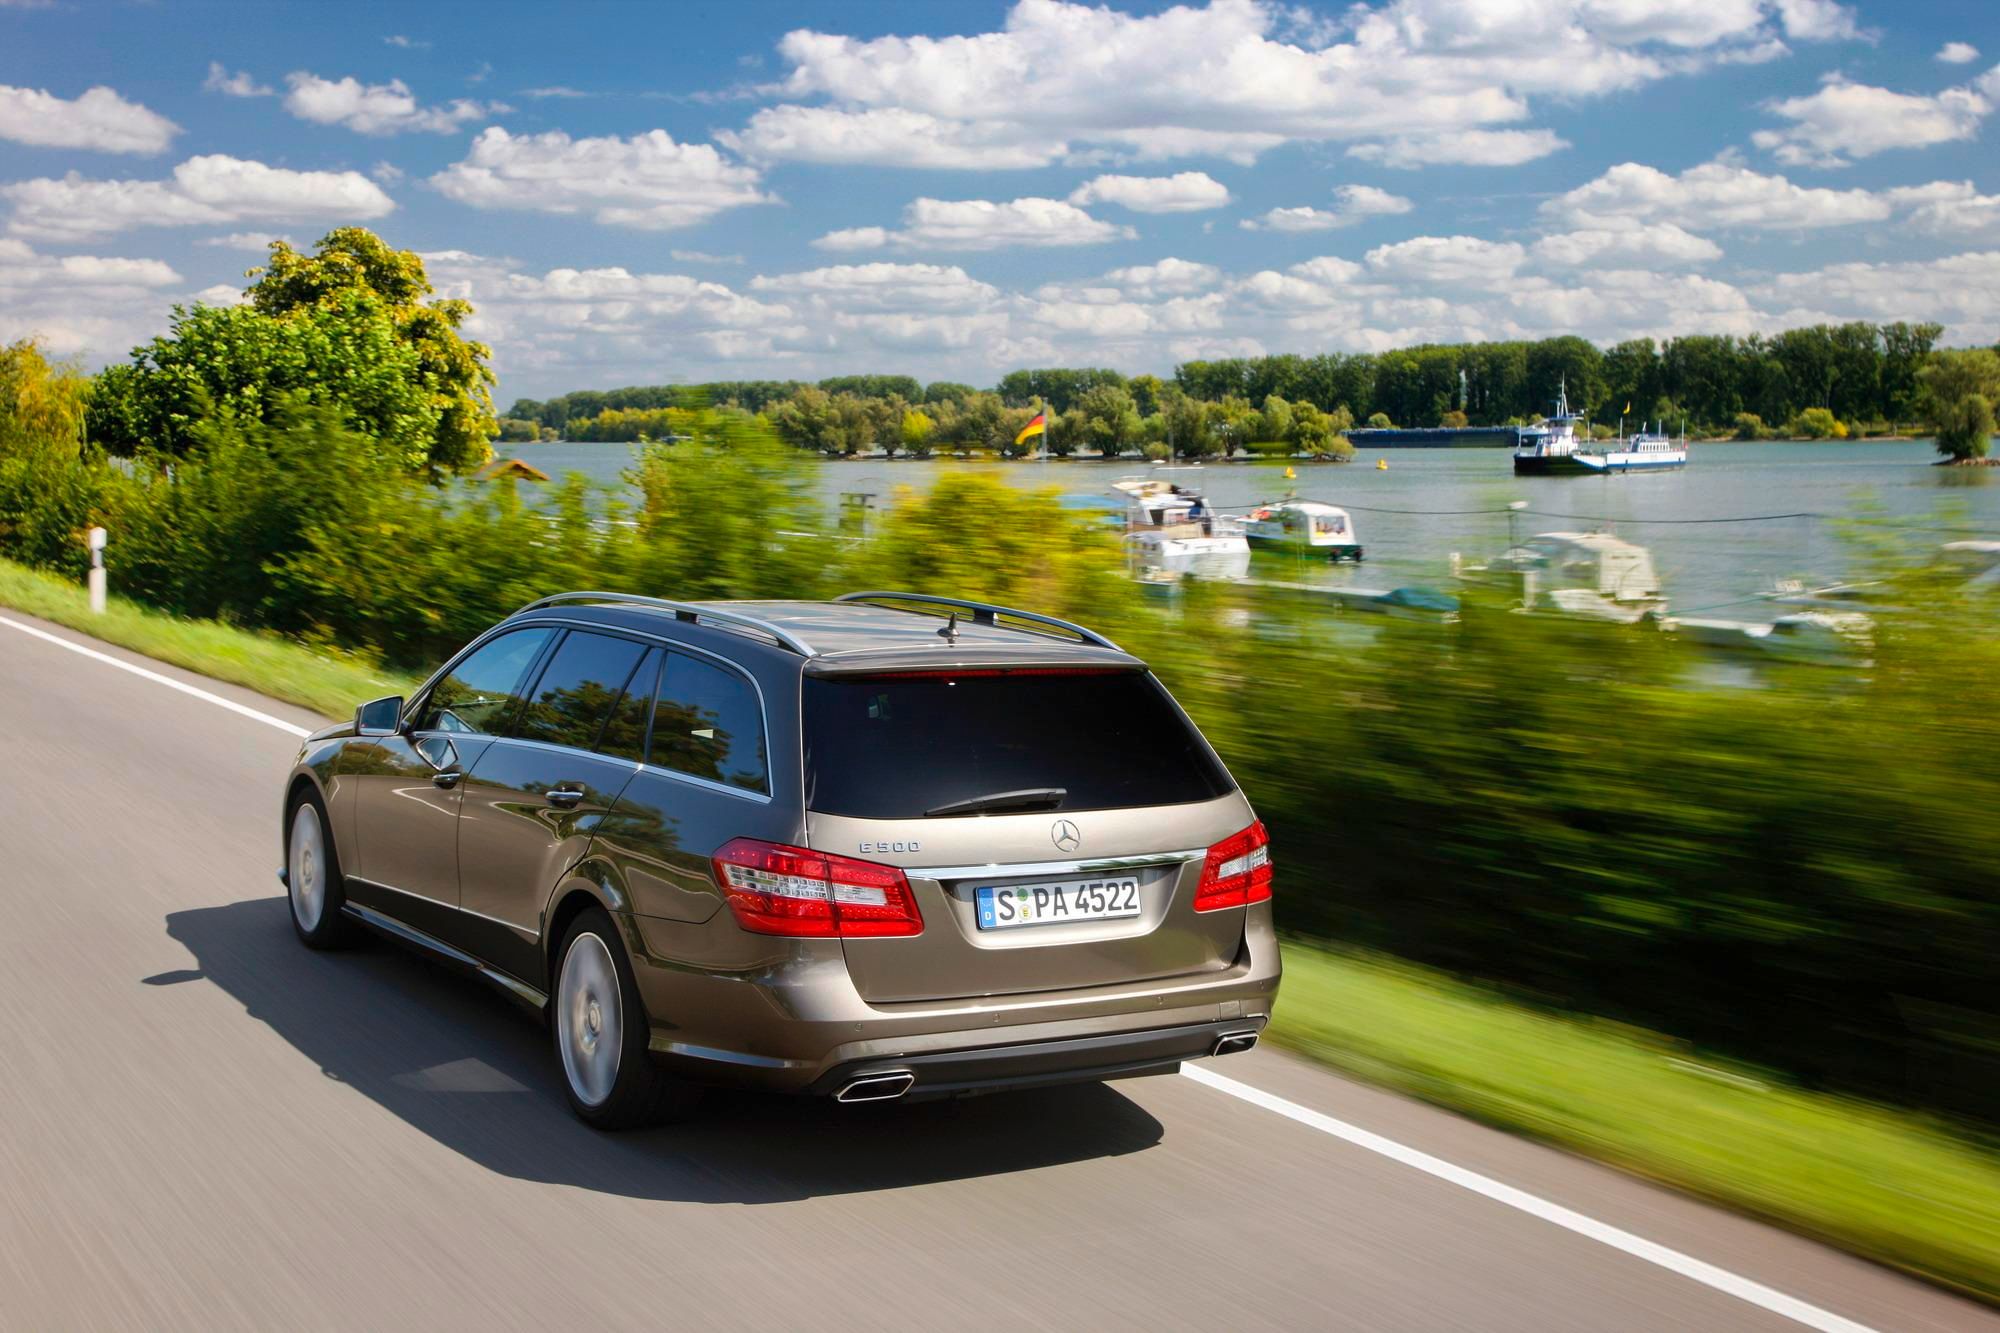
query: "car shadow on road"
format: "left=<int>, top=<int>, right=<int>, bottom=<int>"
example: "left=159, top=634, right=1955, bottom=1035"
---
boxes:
left=163, top=897, right=1165, bottom=1203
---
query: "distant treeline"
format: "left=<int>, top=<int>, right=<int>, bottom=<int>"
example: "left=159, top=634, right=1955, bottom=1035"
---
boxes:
left=509, top=322, right=1966, bottom=442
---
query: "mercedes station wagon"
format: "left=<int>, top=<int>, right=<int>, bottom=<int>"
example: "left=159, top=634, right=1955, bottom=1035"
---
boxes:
left=280, top=591, right=1280, bottom=1127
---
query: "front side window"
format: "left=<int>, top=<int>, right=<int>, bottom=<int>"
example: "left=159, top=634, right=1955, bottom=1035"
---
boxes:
left=652, top=652, right=768, bottom=793
left=417, top=628, right=554, bottom=735
left=511, top=631, right=650, bottom=752
left=595, top=648, right=661, bottom=764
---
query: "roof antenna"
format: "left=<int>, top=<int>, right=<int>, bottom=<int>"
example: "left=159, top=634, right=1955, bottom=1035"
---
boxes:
left=938, top=611, right=959, bottom=645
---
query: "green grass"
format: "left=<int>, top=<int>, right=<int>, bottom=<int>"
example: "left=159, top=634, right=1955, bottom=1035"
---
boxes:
left=1271, top=941, right=2000, bottom=1303
left=0, top=558, right=415, bottom=720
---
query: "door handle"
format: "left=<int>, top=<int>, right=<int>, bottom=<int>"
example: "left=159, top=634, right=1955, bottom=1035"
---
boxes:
left=432, top=769, right=461, bottom=789
left=546, top=786, right=585, bottom=809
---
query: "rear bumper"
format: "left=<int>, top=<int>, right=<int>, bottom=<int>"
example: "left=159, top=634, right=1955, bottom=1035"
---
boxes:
left=808, top=1017, right=1265, bottom=1101
left=627, top=903, right=1282, bottom=1095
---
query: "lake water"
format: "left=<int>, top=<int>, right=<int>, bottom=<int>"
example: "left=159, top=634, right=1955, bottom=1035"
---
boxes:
left=508, top=439, right=1999, bottom=621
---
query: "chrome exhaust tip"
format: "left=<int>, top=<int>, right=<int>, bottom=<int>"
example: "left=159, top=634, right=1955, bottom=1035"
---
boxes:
left=1211, top=1031, right=1259, bottom=1057
left=835, top=1071, right=916, bottom=1103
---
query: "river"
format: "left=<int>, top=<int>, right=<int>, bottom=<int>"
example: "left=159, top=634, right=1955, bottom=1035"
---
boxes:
left=504, top=439, right=1998, bottom=621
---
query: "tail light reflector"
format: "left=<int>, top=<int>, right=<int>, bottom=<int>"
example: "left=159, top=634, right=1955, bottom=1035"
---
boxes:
left=1194, top=821, right=1272, bottom=912
left=712, top=838, right=924, bottom=938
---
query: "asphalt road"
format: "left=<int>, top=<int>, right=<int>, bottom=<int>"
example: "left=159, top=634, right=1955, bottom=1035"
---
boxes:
left=0, top=608, right=1990, bottom=1333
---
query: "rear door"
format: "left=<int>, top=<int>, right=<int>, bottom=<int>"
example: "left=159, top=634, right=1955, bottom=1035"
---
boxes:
left=455, top=630, right=655, bottom=982
left=800, top=667, right=1256, bottom=1003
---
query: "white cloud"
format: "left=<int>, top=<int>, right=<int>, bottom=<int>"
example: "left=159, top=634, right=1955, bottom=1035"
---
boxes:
left=1771, top=0, right=1865, bottom=42
left=283, top=72, right=498, bottom=135
left=811, top=197, right=1134, bottom=252
left=1753, top=75, right=1991, bottom=166
left=722, top=105, right=1061, bottom=170
left=1101, top=257, right=1223, bottom=295
left=384, top=35, right=429, bottom=50
left=1885, top=181, right=2000, bottom=238
left=0, top=238, right=184, bottom=358
left=522, top=86, right=593, bottom=99
left=1067, top=172, right=1230, bottom=213
left=1532, top=221, right=1724, bottom=266
left=196, top=231, right=288, bottom=252
left=1365, top=234, right=1528, bottom=287
left=429, top=127, right=775, bottom=230
left=1347, top=128, right=1569, bottom=169
left=1548, top=159, right=1892, bottom=230
left=371, top=161, right=405, bottom=185
left=0, top=84, right=180, bottom=154
left=1936, top=42, right=1980, bottom=65
left=671, top=249, right=744, bottom=264
left=1757, top=250, right=2000, bottom=344
left=203, top=63, right=271, bottom=98
left=1241, top=184, right=1413, bottom=231
left=733, top=0, right=1804, bottom=172
left=750, top=262, right=999, bottom=311
left=2, top=155, right=395, bottom=240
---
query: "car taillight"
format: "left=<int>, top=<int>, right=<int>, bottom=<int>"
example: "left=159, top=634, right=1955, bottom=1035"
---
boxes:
left=711, top=838, right=924, bottom=938
left=1194, top=821, right=1272, bottom=912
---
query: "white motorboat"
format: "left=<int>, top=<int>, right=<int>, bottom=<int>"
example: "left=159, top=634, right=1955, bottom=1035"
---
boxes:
left=1672, top=612, right=1873, bottom=666
left=1111, top=476, right=1250, bottom=581
left=1244, top=500, right=1364, bottom=561
left=1514, top=381, right=1687, bottom=474
left=1455, top=530, right=1667, bottom=622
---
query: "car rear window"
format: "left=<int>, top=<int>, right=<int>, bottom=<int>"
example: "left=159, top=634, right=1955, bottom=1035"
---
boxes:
left=802, top=669, right=1234, bottom=819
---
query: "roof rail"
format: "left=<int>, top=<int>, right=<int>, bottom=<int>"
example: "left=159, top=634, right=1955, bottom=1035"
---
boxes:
left=833, top=591, right=1122, bottom=652
left=513, top=592, right=816, bottom=656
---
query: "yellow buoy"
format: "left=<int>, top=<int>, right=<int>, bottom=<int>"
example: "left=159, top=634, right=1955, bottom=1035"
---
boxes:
left=1376, top=458, right=1388, bottom=470
left=1283, top=466, right=1296, bottom=480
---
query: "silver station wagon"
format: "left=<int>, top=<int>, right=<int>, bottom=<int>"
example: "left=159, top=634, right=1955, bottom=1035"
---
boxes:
left=280, top=591, right=1281, bottom=1127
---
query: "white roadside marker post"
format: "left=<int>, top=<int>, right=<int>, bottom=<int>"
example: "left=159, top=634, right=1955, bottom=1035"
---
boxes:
left=87, top=526, right=107, bottom=615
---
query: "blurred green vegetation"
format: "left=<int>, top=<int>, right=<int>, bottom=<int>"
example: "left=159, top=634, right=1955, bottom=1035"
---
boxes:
left=1273, top=941, right=2000, bottom=1303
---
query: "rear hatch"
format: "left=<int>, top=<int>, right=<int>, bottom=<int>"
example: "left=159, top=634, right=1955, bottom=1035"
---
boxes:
left=801, top=664, right=1255, bottom=1003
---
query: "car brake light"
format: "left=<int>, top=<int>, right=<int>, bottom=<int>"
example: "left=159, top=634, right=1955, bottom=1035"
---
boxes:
left=711, top=838, right=924, bottom=938
left=1194, top=821, right=1272, bottom=912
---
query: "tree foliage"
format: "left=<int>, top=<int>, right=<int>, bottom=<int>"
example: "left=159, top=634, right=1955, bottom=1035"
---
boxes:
left=89, top=228, right=497, bottom=474
left=1920, top=348, right=1999, bottom=461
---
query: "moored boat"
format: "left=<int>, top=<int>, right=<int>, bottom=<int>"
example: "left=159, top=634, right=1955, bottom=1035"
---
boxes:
left=1110, top=476, right=1250, bottom=581
left=1455, top=530, right=1668, bottom=622
left=1243, top=499, right=1364, bottom=561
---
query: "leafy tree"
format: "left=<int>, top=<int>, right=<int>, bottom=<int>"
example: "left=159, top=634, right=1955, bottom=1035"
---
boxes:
left=1440, top=408, right=1469, bottom=429
left=1258, top=394, right=1294, bottom=445
left=920, top=381, right=975, bottom=406
left=900, top=408, right=935, bottom=458
left=1073, top=383, right=1141, bottom=457
left=1127, top=373, right=1166, bottom=417
left=818, top=374, right=921, bottom=401
left=1366, top=412, right=1393, bottom=429
left=1791, top=407, right=1846, bottom=440
left=1919, top=348, right=1999, bottom=461
left=89, top=229, right=496, bottom=474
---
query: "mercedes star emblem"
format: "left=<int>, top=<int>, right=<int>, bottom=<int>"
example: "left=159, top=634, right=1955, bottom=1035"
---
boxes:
left=1051, top=819, right=1081, bottom=853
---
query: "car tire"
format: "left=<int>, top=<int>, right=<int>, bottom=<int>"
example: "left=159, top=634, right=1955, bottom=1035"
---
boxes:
left=285, top=790, right=356, bottom=949
left=553, top=907, right=700, bottom=1130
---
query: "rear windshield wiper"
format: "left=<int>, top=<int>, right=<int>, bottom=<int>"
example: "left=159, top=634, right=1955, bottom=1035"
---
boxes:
left=924, top=787, right=1068, bottom=817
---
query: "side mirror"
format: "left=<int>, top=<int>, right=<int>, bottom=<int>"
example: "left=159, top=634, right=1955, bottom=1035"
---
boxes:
left=355, top=695, right=405, bottom=737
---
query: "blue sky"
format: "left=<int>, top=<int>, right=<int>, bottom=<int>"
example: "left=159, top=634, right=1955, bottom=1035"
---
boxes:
left=2, top=0, right=1997, bottom=403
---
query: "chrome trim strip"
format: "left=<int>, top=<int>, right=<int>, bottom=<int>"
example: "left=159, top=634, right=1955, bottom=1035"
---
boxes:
left=912, top=849, right=1207, bottom=882
left=633, top=760, right=775, bottom=805
left=514, top=592, right=816, bottom=656
left=646, top=1036, right=813, bottom=1070
left=833, top=590, right=1122, bottom=652
left=341, top=903, right=549, bottom=1011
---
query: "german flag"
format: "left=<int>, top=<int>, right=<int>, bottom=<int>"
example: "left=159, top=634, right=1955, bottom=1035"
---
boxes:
left=1014, top=411, right=1048, bottom=445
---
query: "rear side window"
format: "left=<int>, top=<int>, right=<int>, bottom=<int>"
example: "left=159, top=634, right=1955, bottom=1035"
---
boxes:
left=419, top=627, right=554, bottom=735
left=511, top=631, right=649, bottom=752
left=802, top=670, right=1234, bottom=819
left=651, top=652, right=767, bottom=794
left=595, top=648, right=661, bottom=764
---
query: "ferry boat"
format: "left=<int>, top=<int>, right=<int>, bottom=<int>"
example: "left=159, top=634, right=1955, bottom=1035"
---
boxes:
left=1110, top=476, right=1250, bottom=581
left=1243, top=499, right=1364, bottom=561
left=1513, top=383, right=1688, bottom=475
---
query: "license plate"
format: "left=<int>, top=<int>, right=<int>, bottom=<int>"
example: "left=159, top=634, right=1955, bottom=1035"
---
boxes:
left=975, top=877, right=1141, bottom=930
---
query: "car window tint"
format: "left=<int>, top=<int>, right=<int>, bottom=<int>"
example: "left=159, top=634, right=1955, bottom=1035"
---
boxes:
left=511, top=631, right=649, bottom=752
left=595, top=647, right=660, bottom=764
left=653, top=652, right=767, bottom=793
left=418, top=628, right=554, bottom=735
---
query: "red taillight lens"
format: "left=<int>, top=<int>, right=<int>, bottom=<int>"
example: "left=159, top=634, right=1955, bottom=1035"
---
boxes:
left=711, top=838, right=924, bottom=938
left=1194, top=821, right=1272, bottom=912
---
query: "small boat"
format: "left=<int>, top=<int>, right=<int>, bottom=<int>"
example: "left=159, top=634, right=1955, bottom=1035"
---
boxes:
left=1243, top=499, right=1364, bottom=561
left=1455, top=530, right=1667, bottom=622
left=1672, top=612, right=1872, bottom=666
left=1110, top=476, right=1250, bottom=581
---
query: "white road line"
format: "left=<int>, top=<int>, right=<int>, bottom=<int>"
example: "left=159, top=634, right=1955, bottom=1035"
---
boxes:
left=0, top=608, right=1883, bottom=1333
left=1181, top=1064, right=1876, bottom=1333
left=0, top=615, right=313, bottom=739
